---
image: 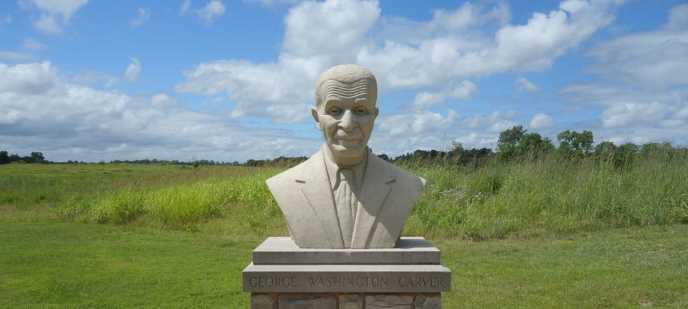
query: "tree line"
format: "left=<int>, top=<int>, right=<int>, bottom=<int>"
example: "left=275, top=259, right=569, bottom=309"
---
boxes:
left=2, top=126, right=686, bottom=167
left=0, top=151, right=46, bottom=164
left=391, top=126, right=687, bottom=168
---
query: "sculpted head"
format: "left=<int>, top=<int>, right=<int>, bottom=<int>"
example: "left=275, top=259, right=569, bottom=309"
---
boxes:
left=311, top=64, right=379, bottom=167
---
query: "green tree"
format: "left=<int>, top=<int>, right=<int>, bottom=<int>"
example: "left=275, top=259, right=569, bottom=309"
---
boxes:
left=497, top=125, right=526, bottom=161
left=518, top=133, right=555, bottom=160
left=497, top=126, right=553, bottom=161
left=594, top=141, right=617, bottom=158
left=8, top=153, right=21, bottom=163
left=557, top=130, right=594, bottom=159
left=448, top=142, right=464, bottom=163
left=640, top=142, right=673, bottom=160
left=29, top=152, right=45, bottom=163
left=0, top=150, right=9, bottom=164
left=615, top=143, right=639, bottom=168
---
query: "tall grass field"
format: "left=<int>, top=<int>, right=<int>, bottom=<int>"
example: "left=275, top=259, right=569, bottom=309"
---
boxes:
left=1, top=156, right=687, bottom=308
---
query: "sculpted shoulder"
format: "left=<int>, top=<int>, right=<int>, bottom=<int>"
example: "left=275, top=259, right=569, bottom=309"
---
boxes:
left=265, top=159, right=307, bottom=192
left=370, top=155, right=425, bottom=195
left=265, top=153, right=337, bottom=248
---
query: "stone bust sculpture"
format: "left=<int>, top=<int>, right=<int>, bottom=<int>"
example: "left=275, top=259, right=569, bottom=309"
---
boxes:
left=266, top=64, right=424, bottom=249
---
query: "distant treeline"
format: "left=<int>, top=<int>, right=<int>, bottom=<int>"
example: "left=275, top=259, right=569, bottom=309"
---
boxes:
left=391, top=126, right=688, bottom=169
left=2, top=126, right=687, bottom=167
left=0, top=151, right=46, bottom=164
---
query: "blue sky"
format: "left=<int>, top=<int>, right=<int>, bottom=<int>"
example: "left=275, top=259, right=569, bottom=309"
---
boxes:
left=1, top=0, right=687, bottom=162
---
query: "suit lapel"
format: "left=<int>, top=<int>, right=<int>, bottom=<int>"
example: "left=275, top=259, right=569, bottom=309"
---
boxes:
left=351, top=153, right=395, bottom=248
left=296, top=151, right=344, bottom=248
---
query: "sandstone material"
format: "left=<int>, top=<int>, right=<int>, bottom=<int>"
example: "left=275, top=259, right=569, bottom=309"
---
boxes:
left=252, top=237, right=440, bottom=265
left=365, top=295, right=414, bottom=309
left=243, top=263, right=451, bottom=293
left=251, top=294, right=275, bottom=309
left=338, top=294, right=363, bottom=309
left=266, top=64, right=425, bottom=249
left=415, top=294, right=442, bottom=309
left=278, top=294, right=336, bottom=309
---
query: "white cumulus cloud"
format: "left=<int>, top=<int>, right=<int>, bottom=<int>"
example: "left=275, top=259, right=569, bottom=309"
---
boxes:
left=529, top=113, right=553, bottom=129
left=516, top=77, right=539, bottom=92
left=124, top=58, right=141, bottom=82
left=0, top=62, right=317, bottom=162
left=180, top=0, right=192, bottom=15
left=359, top=0, right=624, bottom=88
left=178, top=0, right=622, bottom=124
left=372, top=110, right=517, bottom=155
left=586, top=4, right=688, bottom=88
left=588, top=34, right=688, bottom=88
left=0, top=51, right=33, bottom=62
left=177, top=0, right=380, bottom=122
left=197, top=0, right=226, bottom=24
left=667, top=3, right=688, bottom=30
left=20, top=0, right=89, bottom=34
left=412, top=80, right=477, bottom=110
left=70, top=70, right=119, bottom=88
left=562, top=3, right=688, bottom=145
left=0, top=62, right=57, bottom=93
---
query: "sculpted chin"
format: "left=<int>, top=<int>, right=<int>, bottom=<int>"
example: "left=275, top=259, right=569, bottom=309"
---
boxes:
left=266, top=64, right=425, bottom=249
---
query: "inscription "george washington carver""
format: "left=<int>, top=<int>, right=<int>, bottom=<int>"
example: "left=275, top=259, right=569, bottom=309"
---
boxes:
left=248, top=276, right=296, bottom=288
left=247, top=274, right=448, bottom=291
left=308, top=275, right=389, bottom=288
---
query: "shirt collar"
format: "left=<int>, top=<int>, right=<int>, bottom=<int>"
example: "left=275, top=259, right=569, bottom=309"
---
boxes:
left=321, top=144, right=368, bottom=191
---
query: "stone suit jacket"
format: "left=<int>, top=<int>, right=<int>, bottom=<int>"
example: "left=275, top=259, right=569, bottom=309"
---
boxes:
left=266, top=149, right=424, bottom=249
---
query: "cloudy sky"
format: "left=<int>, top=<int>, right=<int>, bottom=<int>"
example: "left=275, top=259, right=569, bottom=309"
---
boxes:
left=1, top=0, right=687, bottom=162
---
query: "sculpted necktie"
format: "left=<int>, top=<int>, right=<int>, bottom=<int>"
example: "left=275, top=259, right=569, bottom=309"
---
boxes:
left=335, top=168, right=357, bottom=248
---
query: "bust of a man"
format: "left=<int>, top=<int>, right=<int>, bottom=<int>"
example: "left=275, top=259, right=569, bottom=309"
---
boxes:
left=266, top=64, right=424, bottom=249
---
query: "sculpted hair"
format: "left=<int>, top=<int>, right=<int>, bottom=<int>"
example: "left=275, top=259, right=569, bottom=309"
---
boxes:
left=315, top=64, right=378, bottom=108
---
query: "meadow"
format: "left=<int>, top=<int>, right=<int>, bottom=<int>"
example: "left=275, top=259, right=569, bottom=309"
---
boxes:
left=1, top=157, right=687, bottom=308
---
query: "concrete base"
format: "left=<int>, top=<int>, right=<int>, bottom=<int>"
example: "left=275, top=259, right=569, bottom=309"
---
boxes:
left=251, top=293, right=441, bottom=309
left=252, top=237, right=440, bottom=265
left=244, top=263, right=450, bottom=293
left=243, top=237, right=450, bottom=309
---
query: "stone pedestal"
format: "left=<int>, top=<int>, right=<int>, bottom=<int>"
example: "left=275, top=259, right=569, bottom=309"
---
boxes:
left=243, top=237, right=451, bottom=308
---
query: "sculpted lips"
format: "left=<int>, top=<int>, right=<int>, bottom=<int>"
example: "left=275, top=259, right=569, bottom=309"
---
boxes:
left=335, top=138, right=362, bottom=148
left=334, top=132, right=362, bottom=144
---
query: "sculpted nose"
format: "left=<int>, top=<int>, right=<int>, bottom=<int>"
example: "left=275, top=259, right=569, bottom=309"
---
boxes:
left=339, top=109, right=355, bottom=131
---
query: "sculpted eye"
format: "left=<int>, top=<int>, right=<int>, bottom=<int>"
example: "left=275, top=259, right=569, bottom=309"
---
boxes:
left=327, top=107, right=343, bottom=116
left=354, top=106, right=369, bottom=115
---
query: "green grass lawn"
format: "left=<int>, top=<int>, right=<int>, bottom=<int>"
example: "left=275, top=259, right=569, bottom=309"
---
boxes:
left=0, top=221, right=255, bottom=308
left=1, top=162, right=687, bottom=308
left=2, top=221, right=686, bottom=308
left=439, top=226, right=688, bottom=308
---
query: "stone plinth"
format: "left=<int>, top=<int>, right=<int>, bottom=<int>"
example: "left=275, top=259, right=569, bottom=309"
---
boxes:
left=243, top=237, right=451, bottom=308
left=252, top=237, right=440, bottom=265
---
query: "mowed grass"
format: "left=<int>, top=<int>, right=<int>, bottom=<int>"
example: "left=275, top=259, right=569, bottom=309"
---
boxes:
left=439, top=225, right=688, bottom=308
left=1, top=159, right=688, bottom=308
left=1, top=222, right=686, bottom=308
left=0, top=222, right=256, bottom=308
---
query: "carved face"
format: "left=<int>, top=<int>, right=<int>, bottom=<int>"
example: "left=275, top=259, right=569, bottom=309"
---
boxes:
left=312, top=79, right=378, bottom=166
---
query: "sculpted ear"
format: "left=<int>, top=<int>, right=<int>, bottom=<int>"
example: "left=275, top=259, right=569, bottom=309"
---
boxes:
left=311, top=107, right=321, bottom=129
